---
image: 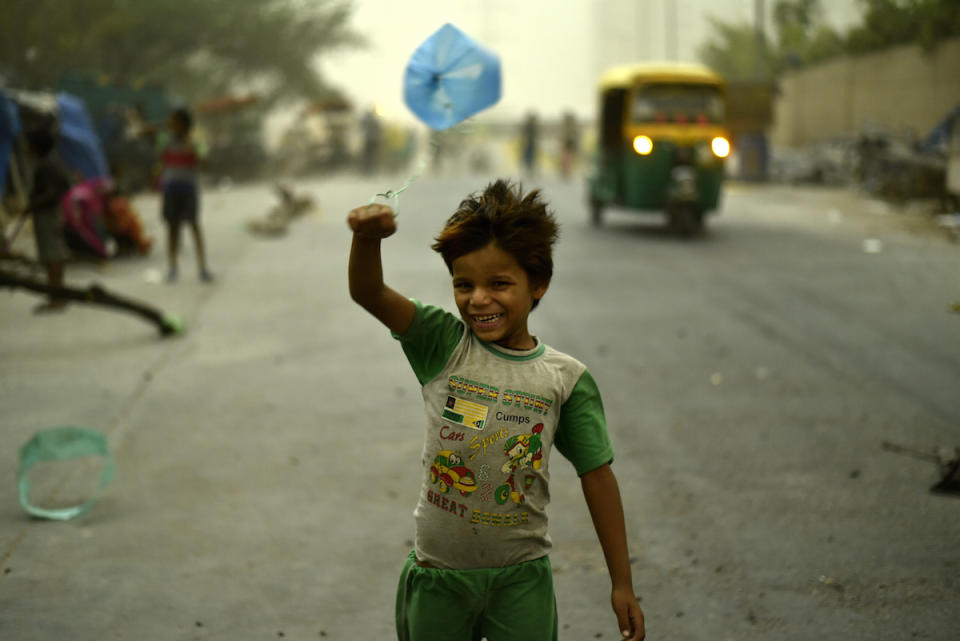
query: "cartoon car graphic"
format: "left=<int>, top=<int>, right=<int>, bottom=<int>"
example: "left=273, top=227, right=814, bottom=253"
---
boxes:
left=430, top=450, right=478, bottom=496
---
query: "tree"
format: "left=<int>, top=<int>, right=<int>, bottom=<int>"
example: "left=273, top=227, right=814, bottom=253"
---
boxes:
left=697, top=17, right=775, bottom=82
left=0, top=0, right=362, bottom=102
left=772, top=0, right=845, bottom=68
left=698, top=0, right=846, bottom=79
left=700, top=0, right=960, bottom=80
left=846, top=0, right=960, bottom=54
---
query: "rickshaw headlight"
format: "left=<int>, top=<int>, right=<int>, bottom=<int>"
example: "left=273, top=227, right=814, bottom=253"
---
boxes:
left=711, top=136, right=731, bottom=158
left=633, top=135, right=653, bottom=155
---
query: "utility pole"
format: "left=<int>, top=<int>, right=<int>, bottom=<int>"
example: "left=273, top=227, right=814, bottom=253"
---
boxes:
left=665, top=0, right=678, bottom=61
left=636, top=1, right=646, bottom=60
left=755, top=0, right=767, bottom=78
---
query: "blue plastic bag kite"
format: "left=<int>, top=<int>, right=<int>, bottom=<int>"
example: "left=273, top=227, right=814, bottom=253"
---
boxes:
left=403, top=23, right=501, bottom=130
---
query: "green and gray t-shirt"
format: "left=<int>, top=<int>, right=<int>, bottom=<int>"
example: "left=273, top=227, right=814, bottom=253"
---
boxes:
left=394, top=300, right=614, bottom=569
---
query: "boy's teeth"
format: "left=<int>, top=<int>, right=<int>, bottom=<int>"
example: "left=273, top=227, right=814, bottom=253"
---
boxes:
left=475, top=313, right=501, bottom=322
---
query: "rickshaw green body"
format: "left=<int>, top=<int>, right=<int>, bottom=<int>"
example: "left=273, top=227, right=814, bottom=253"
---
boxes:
left=591, top=141, right=725, bottom=211
left=588, top=62, right=730, bottom=220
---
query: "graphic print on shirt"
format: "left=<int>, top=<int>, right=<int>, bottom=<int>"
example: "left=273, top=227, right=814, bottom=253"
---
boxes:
left=495, top=423, right=544, bottom=505
left=441, top=395, right=488, bottom=430
left=429, top=450, right=478, bottom=496
left=446, top=374, right=554, bottom=416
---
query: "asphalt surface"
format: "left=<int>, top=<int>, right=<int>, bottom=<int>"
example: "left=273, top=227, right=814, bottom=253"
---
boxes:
left=1, top=172, right=958, bottom=640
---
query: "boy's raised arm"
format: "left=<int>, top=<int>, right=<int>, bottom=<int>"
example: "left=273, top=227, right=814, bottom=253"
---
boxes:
left=347, top=203, right=416, bottom=336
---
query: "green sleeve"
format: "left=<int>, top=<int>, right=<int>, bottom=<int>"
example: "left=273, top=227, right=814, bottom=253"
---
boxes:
left=392, top=299, right=465, bottom=385
left=554, top=369, right=614, bottom=476
left=155, top=131, right=170, bottom=152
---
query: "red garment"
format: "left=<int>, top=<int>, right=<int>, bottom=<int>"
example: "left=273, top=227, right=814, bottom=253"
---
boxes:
left=104, top=195, right=152, bottom=254
left=161, top=139, right=199, bottom=186
left=161, top=143, right=198, bottom=169
left=60, top=178, right=112, bottom=258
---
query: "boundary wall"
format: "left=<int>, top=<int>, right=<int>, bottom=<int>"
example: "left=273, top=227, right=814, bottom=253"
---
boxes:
left=771, top=37, right=960, bottom=148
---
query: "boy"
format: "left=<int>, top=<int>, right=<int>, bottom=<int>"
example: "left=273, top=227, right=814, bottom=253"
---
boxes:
left=347, top=179, right=645, bottom=641
left=22, top=128, right=71, bottom=313
left=160, top=107, right=212, bottom=283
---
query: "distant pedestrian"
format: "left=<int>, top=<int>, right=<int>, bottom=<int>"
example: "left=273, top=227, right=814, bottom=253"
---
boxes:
left=559, top=110, right=580, bottom=180
left=347, top=179, right=645, bottom=641
left=520, top=112, right=540, bottom=176
left=360, top=107, right=382, bottom=175
left=22, top=128, right=71, bottom=313
left=160, top=107, right=212, bottom=283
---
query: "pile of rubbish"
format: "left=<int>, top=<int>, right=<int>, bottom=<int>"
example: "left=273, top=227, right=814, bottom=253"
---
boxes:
left=246, top=183, right=316, bottom=237
left=882, top=441, right=960, bottom=497
left=770, top=104, right=960, bottom=207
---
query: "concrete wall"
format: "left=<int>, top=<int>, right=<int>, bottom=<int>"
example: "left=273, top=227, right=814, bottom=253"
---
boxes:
left=771, top=37, right=960, bottom=148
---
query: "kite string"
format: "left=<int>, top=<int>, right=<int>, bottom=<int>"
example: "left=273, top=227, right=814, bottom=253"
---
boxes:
left=368, top=121, right=476, bottom=215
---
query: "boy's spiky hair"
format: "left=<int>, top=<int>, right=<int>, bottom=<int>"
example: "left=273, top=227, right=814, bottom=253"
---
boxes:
left=432, top=179, right=559, bottom=307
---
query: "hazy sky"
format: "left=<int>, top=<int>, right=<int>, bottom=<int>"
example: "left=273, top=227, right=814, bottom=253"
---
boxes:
left=319, top=0, right=862, bottom=125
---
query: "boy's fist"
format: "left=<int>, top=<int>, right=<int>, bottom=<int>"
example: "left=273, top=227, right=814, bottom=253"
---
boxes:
left=348, top=203, right=397, bottom=239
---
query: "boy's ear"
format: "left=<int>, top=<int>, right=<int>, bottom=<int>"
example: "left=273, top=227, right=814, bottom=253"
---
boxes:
left=531, top=279, right=549, bottom=302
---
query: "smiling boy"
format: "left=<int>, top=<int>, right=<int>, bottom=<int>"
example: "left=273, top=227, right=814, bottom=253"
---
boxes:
left=347, top=179, right=644, bottom=641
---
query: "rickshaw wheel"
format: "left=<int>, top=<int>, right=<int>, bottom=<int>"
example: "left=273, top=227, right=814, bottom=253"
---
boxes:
left=668, top=204, right=704, bottom=237
left=590, top=199, right=604, bottom=227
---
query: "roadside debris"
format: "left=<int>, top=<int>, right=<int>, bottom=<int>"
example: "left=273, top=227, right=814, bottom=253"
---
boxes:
left=881, top=441, right=960, bottom=496
left=18, top=426, right=115, bottom=520
left=143, top=267, right=164, bottom=285
left=769, top=138, right=854, bottom=186
left=862, top=238, right=883, bottom=254
left=818, top=575, right=845, bottom=593
left=938, top=213, right=960, bottom=241
left=769, top=107, right=960, bottom=227
left=246, top=183, right=315, bottom=237
left=938, top=213, right=960, bottom=227
left=0, top=259, right=183, bottom=336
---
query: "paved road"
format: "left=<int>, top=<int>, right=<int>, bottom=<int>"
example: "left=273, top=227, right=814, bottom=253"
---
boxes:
left=1, top=173, right=958, bottom=640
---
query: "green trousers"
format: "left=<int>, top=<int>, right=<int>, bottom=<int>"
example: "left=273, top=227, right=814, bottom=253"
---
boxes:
left=395, top=550, right=558, bottom=641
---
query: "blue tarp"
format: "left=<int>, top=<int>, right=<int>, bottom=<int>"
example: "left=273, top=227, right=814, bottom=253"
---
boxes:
left=56, top=92, right=110, bottom=179
left=916, top=104, right=960, bottom=155
left=0, top=89, right=22, bottom=197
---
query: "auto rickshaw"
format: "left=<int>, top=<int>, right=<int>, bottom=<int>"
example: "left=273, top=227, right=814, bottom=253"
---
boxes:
left=588, top=62, right=731, bottom=234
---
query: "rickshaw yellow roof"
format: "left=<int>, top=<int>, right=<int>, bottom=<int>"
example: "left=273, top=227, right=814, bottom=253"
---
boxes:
left=598, top=62, right=725, bottom=90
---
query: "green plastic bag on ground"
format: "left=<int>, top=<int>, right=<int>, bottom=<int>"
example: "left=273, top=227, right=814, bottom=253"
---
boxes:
left=17, top=426, right=115, bottom=520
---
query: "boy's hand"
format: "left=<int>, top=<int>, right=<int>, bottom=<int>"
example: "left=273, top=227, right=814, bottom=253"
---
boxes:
left=612, top=585, right=645, bottom=640
left=347, top=203, right=396, bottom=239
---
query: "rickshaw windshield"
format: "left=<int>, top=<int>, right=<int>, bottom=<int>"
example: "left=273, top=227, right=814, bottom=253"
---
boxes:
left=632, top=84, right=724, bottom=124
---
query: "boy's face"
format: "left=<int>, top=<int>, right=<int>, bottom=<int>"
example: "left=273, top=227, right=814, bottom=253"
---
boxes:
left=451, top=242, right=547, bottom=350
left=168, top=115, right=187, bottom=138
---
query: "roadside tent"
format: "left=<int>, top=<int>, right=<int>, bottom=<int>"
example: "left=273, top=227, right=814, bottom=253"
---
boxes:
left=916, top=104, right=960, bottom=155
left=56, top=92, right=110, bottom=180
left=0, top=89, right=22, bottom=199
left=3, top=89, right=111, bottom=182
left=2, top=90, right=115, bottom=257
